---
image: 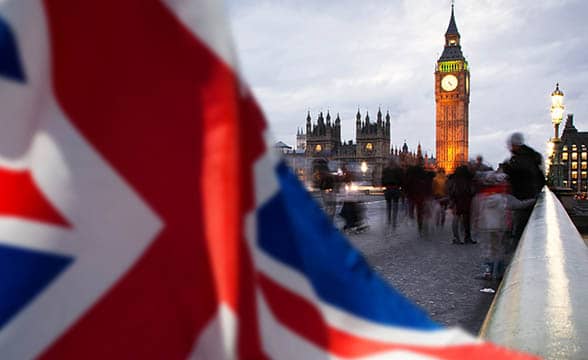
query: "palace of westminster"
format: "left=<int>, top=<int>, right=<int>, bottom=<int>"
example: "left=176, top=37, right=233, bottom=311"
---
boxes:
left=277, top=5, right=470, bottom=184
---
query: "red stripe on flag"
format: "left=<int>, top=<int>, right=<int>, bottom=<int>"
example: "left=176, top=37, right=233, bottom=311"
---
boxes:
left=258, top=273, right=539, bottom=359
left=41, top=0, right=267, bottom=358
left=0, top=168, right=69, bottom=227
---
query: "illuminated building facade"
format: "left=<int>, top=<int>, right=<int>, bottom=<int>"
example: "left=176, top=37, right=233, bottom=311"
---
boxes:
left=555, top=114, right=588, bottom=193
left=435, top=5, right=470, bottom=173
left=303, top=109, right=390, bottom=184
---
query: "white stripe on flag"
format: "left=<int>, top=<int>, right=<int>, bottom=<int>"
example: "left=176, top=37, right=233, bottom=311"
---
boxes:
left=188, top=303, right=238, bottom=360
left=256, top=289, right=336, bottom=359
left=0, top=218, right=75, bottom=256
left=161, top=0, right=239, bottom=72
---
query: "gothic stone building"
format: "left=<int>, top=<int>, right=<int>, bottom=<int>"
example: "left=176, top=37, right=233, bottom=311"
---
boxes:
left=303, top=109, right=391, bottom=184
left=554, top=114, right=588, bottom=193
left=435, top=5, right=470, bottom=174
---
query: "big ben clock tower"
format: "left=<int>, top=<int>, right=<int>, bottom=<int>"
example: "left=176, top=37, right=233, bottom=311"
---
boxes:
left=435, top=4, right=470, bottom=173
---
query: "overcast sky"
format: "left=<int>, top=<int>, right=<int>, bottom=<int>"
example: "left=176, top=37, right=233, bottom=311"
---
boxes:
left=225, top=0, right=588, bottom=167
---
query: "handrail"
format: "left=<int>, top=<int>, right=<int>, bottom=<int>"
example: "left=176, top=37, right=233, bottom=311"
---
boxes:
left=479, top=188, right=588, bottom=359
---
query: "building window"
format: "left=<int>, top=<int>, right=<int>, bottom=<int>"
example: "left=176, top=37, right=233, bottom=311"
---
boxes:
left=572, top=152, right=578, bottom=160
left=582, top=171, right=587, bottom=179
left=563, top=180, right=568, bottom=186
left=562, top=152, right=568, bottom=161
left=563, top=145, right=568, bottom=151
left=572, top=144, right=578, bottom=151
left=572, top=162, right=578, bottom=170
left=583, top=152, right=587, bottom=160
left=583, top=162, right=587, bottom=170
left=572, top=171, right=578, bottom=180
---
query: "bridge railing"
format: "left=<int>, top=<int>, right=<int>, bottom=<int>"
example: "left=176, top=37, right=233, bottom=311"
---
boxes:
left=479, top=187, right=588, bottom=359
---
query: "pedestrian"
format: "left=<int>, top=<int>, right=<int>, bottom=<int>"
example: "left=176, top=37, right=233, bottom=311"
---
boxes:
left=447, top=165, right=476, bottom=244
left=472, top=155, right=492, bottom=172
left=405, top=158, right=434, bottom=237
left=381, top=159, right=404, bottom=228
left=502, top=132, right=545, bottom=247
left=312, top=159, right=337, bottom=221
left=432, top=168, right=448, bottom=227
left=472, top=171, right=510, bottom=280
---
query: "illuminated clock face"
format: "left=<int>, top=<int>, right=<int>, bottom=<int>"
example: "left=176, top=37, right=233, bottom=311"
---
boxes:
left=315, top=144, right=322, bottom=152
left=441, top=74, right=458, bottom=91
left=366, top=143, right=373, bottom=151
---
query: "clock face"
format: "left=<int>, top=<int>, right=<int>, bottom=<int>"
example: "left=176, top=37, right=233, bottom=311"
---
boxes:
left=441, top=74, right=458, bottom=91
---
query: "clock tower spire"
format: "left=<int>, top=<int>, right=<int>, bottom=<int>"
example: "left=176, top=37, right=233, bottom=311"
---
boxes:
left=435, top=3, right=470, bottom=173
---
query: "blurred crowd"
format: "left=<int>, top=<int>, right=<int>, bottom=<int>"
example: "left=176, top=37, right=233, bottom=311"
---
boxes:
left=313, top=132, right=545, bottom=281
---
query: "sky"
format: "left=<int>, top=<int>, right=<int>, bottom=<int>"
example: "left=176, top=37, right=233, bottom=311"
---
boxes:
left=225, top=0, right=588, bottom=167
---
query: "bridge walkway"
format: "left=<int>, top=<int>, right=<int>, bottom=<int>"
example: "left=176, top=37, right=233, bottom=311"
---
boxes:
left=332, top=197, right=497, bottom=334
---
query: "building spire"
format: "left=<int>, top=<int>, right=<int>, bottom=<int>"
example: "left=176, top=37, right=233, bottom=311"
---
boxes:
left=439, top=2, right=464, bottom=61
left=446, top=2, right=459, bottom=36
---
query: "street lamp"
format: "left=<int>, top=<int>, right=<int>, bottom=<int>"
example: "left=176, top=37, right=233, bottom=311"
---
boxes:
left=549, top=83, right=565, bottom=187
left=360, top=161, right=368, bottom=178
left=550, top=83, right=565, bottom=139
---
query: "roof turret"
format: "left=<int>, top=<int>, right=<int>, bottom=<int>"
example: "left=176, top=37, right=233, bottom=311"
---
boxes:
left=445, top=4, right=459, bottom=36
left=438, top=4, right=465, bottom=62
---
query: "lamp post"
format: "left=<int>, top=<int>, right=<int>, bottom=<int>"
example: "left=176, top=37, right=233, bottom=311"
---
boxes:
left=550, top=83, right=565, bottom=187
left=551, top=83, right=565, bottom=139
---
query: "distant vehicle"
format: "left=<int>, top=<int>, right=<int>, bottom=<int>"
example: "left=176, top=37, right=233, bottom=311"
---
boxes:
left=345, top=181, right=383, bottom=195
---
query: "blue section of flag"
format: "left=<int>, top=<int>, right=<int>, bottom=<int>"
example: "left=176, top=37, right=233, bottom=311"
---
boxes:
left=0, top=16, right=26, bottom=82
left=257, top=161, right=439, bottom=330
left=0, top=244, right=72, bottom=329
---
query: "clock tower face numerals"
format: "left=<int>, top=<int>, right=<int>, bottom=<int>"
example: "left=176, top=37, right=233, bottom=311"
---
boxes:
left=441, top=74, right=458, bottom=92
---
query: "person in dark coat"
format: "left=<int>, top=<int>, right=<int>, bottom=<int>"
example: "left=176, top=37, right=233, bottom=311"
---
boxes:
left=405, top=159, right=434, bottom=236
left=447, top=165, right=476, bottom=244
left=381, top=159, right=404, bottom=228
left=502, top=132, right=545, bottom=243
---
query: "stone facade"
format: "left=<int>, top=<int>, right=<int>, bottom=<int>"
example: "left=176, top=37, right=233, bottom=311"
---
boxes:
left=552, top=114, right=588, bottom=193
left=301, top=109, right=391, bottom=185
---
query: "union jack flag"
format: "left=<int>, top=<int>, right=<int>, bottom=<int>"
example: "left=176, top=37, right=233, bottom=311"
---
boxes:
left=0, top=1, right=536, bottom=358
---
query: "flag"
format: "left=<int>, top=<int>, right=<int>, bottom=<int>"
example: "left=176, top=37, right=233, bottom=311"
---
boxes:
left=0, top=1, right=537, bottom=358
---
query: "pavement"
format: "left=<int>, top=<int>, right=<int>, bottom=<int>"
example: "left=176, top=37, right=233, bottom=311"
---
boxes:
left=330, top=195, right=498, bottom=335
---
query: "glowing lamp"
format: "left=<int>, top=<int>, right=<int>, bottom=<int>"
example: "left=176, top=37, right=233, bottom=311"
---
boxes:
left=360, top=161, right=368, bottom=174
left=550, top=83, right=565, bottom=139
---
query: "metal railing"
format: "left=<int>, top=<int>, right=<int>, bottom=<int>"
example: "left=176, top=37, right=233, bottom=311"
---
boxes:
left=479, top=188, right=588, bottom=359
